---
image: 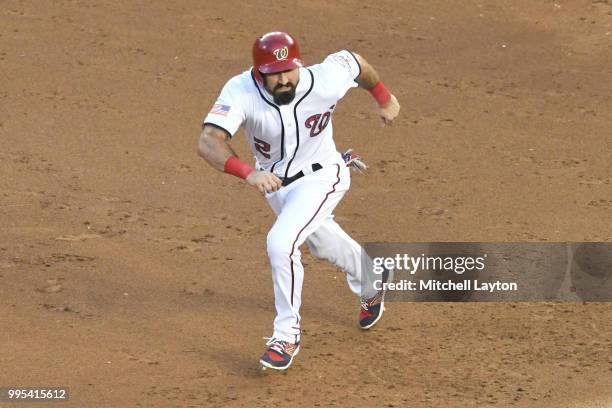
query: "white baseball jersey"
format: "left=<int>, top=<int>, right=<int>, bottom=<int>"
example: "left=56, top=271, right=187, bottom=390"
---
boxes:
left=203, top=50, right=361, bottom=179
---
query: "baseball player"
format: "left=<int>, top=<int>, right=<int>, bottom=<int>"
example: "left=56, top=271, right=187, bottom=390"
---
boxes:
left=198, top=32, right=400, bottom=370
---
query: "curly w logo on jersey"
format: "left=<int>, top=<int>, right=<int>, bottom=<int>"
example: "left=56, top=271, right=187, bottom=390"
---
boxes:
left=210, top=103, right=231, bottom=116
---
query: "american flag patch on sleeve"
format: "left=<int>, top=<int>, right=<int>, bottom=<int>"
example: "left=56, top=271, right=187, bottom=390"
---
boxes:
left=210, top=103, right=231, bottom=116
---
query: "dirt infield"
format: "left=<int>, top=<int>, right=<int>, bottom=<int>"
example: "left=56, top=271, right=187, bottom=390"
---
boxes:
left=1, top=1, right=611, bottom=406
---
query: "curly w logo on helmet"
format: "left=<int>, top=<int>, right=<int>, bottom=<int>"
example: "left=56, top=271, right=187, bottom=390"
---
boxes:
left=273, top=46, right=289, bottom=60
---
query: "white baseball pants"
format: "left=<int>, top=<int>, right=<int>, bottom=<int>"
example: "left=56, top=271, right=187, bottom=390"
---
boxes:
left=265, top=160, right=375, bottom=344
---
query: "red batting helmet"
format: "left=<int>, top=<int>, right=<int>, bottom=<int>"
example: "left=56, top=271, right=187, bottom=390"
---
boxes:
left=252, top=32, right=304, bottom=85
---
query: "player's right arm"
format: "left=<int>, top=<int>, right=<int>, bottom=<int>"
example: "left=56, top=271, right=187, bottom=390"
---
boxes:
left=200, top=76, right=282, bottom=193
left=198, top=124, right=237, bottom=172
left=198, top=125, right=282, bottom=193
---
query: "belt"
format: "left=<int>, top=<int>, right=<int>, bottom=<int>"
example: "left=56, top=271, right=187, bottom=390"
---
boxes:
left=281, top=163, right=323, bottom=187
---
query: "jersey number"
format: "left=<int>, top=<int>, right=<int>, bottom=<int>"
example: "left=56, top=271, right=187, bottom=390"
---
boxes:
left=305, top=107, right=334, bottom=137
left=254, top=137, right=271, bottom=159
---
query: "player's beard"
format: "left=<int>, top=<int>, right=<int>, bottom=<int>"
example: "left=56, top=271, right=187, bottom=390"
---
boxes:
left=272, top=83, right=296, bottom=105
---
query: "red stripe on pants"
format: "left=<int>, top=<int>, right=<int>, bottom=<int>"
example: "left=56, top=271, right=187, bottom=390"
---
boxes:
left=289, top=164, right=342, bottom=306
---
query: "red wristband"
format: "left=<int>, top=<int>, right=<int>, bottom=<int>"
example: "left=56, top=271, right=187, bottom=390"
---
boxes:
left=369, top=81, right=392, bottom=106
left=224, top=156, right=255, bottom=180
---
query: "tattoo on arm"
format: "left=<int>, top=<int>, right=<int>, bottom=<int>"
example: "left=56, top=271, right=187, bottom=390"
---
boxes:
left=353, top=53, right=380, bottom=89
left=198, top=124, right=236, bottom=172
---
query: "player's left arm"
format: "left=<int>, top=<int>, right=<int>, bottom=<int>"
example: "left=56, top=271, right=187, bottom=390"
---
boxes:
left=352, top=53, right=400, bottom=125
